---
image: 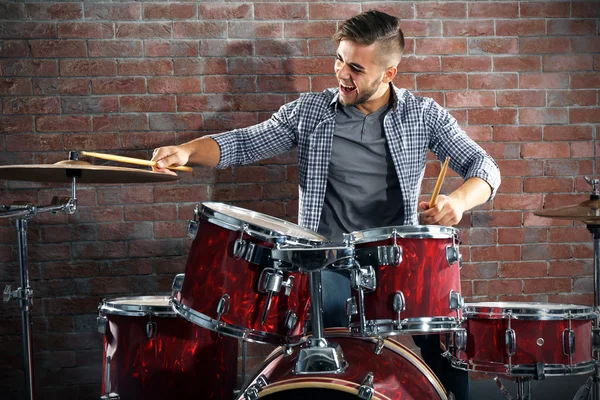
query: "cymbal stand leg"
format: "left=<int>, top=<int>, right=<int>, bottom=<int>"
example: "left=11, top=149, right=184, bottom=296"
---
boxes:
left=17, top=218, right=35, bottom=400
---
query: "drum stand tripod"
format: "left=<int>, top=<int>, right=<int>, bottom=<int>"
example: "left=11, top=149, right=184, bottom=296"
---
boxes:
left=1, top=180, right=78, bottom=400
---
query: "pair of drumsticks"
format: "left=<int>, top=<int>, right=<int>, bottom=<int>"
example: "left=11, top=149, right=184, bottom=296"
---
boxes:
left=430, top=156, right=450, bottom=207
left=81, top=151, right=193, bottom=173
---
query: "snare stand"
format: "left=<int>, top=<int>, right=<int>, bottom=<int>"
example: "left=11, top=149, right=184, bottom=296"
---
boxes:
left=1, top=179, right=78, bottom=400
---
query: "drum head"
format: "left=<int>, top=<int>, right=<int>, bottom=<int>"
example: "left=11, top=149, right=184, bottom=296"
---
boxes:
left=201, top=202, right=328, bottom=246
left=100, top=295, right=174, bottom=317
left=464, top=301, right=595, bottom=320
left=348, top=225, right=458, bottom=244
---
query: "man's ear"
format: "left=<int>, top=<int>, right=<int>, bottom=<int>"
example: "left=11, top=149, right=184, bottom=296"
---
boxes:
left=383, top=66, right=397, bottom=83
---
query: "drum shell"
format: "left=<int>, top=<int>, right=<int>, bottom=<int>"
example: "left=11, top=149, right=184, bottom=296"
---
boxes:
left=100, top=297, right=238, bottom=400
left=239, top=329, right=448, bottom=400
left=178, top=217, right=311, bottom=340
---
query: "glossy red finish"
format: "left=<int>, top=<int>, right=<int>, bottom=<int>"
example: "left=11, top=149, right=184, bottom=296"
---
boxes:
left=353, top=236, right=461, bottom=325
left=179, top=218, right=311, bottom=341
left=241, top=329, right=447, bottom=400
left=100, top=305, right=237, bottom=399
left=458, top=316, right=593, bottom=369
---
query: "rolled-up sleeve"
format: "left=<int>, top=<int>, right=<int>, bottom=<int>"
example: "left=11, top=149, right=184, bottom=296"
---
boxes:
left=425, top=100, right=501, bottom=200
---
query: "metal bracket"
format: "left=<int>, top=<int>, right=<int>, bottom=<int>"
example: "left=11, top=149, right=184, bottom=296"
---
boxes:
left=258, top=268, right=294, bottom=296
left=454, top=328, right=467, bottom=352
left=449, top=290, right=464, bottom=310
left=358, top=372, right=375, bottom=400
left=446, top=245, right=462, bottom=267
left=374, top=339, right=385, bottom=355
left=350, top=265, right=377, bottom=292
left=97, top=315, right=107, bottom=335
left=346, top=297, right=358, bottom=317
left=171, top=273, right=185, bottom=297
left=244, top=375, right=268, bottom=400
left=284, top=310, right=298, bottom=331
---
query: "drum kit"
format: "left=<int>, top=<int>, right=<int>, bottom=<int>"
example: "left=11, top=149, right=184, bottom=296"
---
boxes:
left=0, top=151, right=599, bottom=400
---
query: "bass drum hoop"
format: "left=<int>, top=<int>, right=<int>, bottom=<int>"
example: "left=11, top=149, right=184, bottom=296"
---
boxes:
left=258, top=378, right=389, bottom=399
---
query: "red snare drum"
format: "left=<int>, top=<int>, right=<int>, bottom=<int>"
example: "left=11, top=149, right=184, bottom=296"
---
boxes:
left=172, top=202, right=328, bottom=345
left=237, top=328, right=450, bottom=400
left=98, top=296, right=237, bottom=400
left=347, top=226, right=463, bottom=337
left=449, top=302, right=595, bottom=377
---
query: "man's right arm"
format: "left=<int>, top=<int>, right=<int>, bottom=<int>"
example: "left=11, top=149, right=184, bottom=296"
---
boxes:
left=151, top=136, right=220, bottom=173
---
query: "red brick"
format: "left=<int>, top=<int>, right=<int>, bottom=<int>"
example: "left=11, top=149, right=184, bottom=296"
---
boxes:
left=520, top=108, right=568, bottom=125
left=544, top=125, right=592, bottom=141
left=469, top=108, right=517, bottom=125
left=496, top=160, right=543, bottom=176
left=570, top=108, right=600, bottom=123
left=441, top=56, right=491, bottom=72
left=470, top=2, right=518, bottom=18
left=60, top=59, right=116, bottom=77
left=547, top=90, right=597, bottom=107
left=124, top=204, right=177, bottom=221
left=495, top=20, right=546, bottom=36
left=463, top=126, right=492, bottom=141
left=310, top=3, right=361, bottom=20
left=312, top=75, right=338, bottom=92
left=148, top=113, right=203, bottom=131
left=415, top=38, right=466, bottom=54
left=153, top=221, right=188, bottom=239
left=0, top=3, right=25, bottom=19
left=200, top=40, right=254, bottom=57
left=470, top=38, right=518, bottom=54
left=98, top=222, right=153, bottom=241
left=58, top=22, right=113, bottom=39
left=144, top=3, right=196, bottom=20
left=120, top=95, right=175, bottom=113
left=68, top=206, right=123, bottom=223
left=497, top=91, right=545, bottom=107
left=522, top=243, right=571, bottom=261
left=62, top=96, right=118, bottom=114
left=493, top=194, right=542, bottom=211
left=543, top=55, right=593, bottom=72
left=32, top=78, right=89, bottom=96
left=204, top=112, right=256, bottom=130
left=416, top=2, right=466, bottom=18
left=398, top=20, right=442, bottom=37
left=469, top=73, right=518, bottom=89
left=258, top=76, right=309, bottom=93
left=460, top=262, right=498, bottom=280
left=94, top=114, right=148, bottom=132
left=254, top=3, right=307, bottom=20
left=548, top=19, right=598, bottom=36
left=521, top=142, right=570, bottom=159
left=549, top=260, right=592, bottom=277
left=6, top=134, right=62, bottom=152
left=499, top=261, right=547, bottom=278
left=116, top=23, right=172, bottom=39
left=548, top=293, right=593, bottom=305
left=148, top=77, right=201, bottom=94
left=520, top=37, right=570, bottom=54
left=0, top=22, right=56, bottom=39
left=26, top=3, right=82, bottom=20
left=173, top=22, right=227, bottom=39
left=545, top=193, right=589, bottom=209
left=446, top=91, right=494, bottom=108
left=284, top=22, right=336, bottom=38
left=232, top=94, right=285, bottom=112
left=572, top=72, right=600, bottom=89
left=73, top=242, right=127, bottom=260
left=573, top=2, right=600, bottom=17
left=416, top=73, right=466, bottom=90
left=229, top=22, right=283, bottom=39
left=203, top=76, right=256, bottom=93
left=571, top=36, right=600, bottom=53
left=88, top=40, right=142, bottom=57
left=229, top=58, right=284, bottom=75
left=520, top=73, right=569, bottom=89
left=283, top=58, right=333, bottom=75
left=0, top=116, right=34, bottom=133
left=64, top=133, right=120, bottom=150
left=120, top=131, right=177, bottom=150
left=523, top=177, right=573, bottom=193
left=144, top=40, right=198, bottom=57
left=573, top=244, right=592, bottom=259
left=443, top=20, right=494, bottom=37
left=2, top=59, right=58, bottom=77
left=177, top=94, right=231, bottom=112
left=198, top=3, right=252, bottom=19
left=85, top=3, right=140, bottom=20
left=37, top=116, right=92, bottom=132
left=256, top=40, right=307, bottom=57
left=545, top=160, right=592, bottom=176
left=0, top=40, right=28, bottom=58
left=393, top=74, right=417, bottom=91
left=493, top=56, right=541, bottom=72
left=174, top=58, right=228, bottom=75
left=30, top=40, right=86, bottom=58
left=549, top=227, right=593, bottom=243
left=118, top=59, right=172, bottom=76
left=571, top=141, right=599, bottom=158
left=3, top=96, right=60, bottom=115
left=523, top=278, right=571, bottom=294
left=521, top=1, right=571, bottom=17
left=479, top=142, right=520, bottom=159
left=493, top=126, right=541, bottom=142
left=0, top=78, right=31, bottom=96
left=523, top=212, right=572, bottom=227
left=473, top=279, right=522, bottom=295
left=92, top=77, right=145, bottom=95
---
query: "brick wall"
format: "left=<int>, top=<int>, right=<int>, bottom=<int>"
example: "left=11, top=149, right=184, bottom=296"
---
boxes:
left=0, top=1, right=598, bottom=399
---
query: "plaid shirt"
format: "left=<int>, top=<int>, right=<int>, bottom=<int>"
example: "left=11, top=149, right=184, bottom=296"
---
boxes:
left=212, top=85, right=501, bottom=232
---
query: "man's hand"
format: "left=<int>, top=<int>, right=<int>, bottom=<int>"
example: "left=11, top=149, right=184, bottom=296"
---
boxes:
left=418, top=194, right=466, bottom=226
left=151, top=146, right=190, bottom=176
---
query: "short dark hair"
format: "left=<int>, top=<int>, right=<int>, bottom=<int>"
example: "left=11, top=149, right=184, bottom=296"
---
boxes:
left=333, top=10, right=405, bottom=68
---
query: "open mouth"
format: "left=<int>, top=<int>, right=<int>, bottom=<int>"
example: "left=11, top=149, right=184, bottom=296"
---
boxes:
left=340, top=83, right=356, bottom=93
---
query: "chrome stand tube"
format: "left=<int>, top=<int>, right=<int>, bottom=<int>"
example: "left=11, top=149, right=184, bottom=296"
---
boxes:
left=589, top=226, right=600, bottom=400
left=17, top=218, right=35, bottom=400
left=309, top=271, right=325, bottom=342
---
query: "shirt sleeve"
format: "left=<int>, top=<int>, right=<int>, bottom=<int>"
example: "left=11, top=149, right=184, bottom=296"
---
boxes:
left=424, top=99, right=501, bottom=200
left=208, top=99, right=300, bottom=169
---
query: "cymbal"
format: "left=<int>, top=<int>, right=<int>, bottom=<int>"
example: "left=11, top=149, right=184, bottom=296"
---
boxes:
left=0, top=160, right=178, bottom=184
left=533, top=198, right=600, bottom=224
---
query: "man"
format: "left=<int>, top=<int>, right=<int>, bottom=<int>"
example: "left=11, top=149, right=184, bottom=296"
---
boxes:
left=152, top=10, right=500, bottom=400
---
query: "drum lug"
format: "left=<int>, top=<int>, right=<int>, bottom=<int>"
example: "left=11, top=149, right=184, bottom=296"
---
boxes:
left=563, top=328, right=576, bottom=356
left=377, top=244, right=402, bottom=267
left=171, top=273, right=185, bottom=298
left=358, top=372, right=375, bottom=400
left=146, top=319, right=157, bottom=339
left=97, top=315, right=107, bottom=334
left=244, top=375, right=268, bottom=400
left=446, top=245, right=462, bottom=268
left=454, top=328, right=467, bottom=352
left=373, top=339, right=385, bottom=355
left=393, top=291, right=406, bottom=326
left=351, top=265, right=377, bottom=292
left=346, top=297, right=358, bottom=317
left=505, top=328, right=516, bottom=356
left=448, top=290, right=464, bottom=310
left=284, top=310, right=298, bottom=331
left=216, top=294, right=231, bottom=323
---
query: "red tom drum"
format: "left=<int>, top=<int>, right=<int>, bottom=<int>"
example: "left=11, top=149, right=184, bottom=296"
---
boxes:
left=448, top=302, right=596, bottom=377
left=237, top=328, right=450, bottom=400
left=98, top=295, right=238, bottom=400
left=172, top=202, right=328, bottom=345
left=347, top=226, right=463, bottom=337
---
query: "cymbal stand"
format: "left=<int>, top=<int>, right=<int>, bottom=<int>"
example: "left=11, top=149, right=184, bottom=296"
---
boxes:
left=2, top=178, right=77, bottom=400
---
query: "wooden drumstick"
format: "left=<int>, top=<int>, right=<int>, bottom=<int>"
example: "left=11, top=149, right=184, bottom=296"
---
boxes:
left=81, top=151, right=193, bottom=172
left=429, top=156, right=450, bottom=207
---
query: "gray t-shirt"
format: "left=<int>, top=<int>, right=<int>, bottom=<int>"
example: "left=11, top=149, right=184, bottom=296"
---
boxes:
left=318, top=103, right=404, bottom=242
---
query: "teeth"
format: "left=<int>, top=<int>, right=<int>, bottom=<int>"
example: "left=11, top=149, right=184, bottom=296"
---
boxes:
left=341, top=84, right=356, bottom=90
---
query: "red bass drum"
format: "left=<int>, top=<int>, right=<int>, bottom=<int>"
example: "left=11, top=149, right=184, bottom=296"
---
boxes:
left=98, top=296, right=238, bottom=400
